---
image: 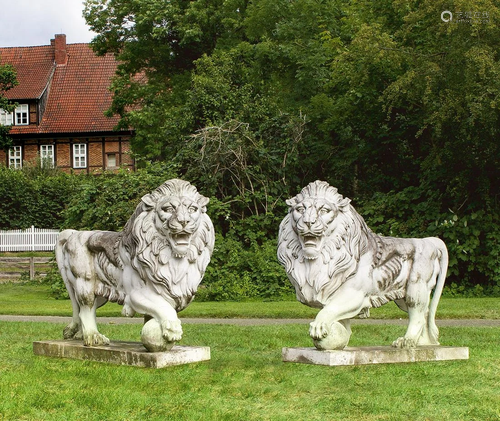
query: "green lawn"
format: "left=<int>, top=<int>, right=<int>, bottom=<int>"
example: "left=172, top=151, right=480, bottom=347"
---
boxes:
left=0, top=282, right=499, bottom=320
left=0, top=321, right=499, bottom=420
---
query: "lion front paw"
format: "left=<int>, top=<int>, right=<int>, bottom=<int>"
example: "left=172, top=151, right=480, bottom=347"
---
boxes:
left=161, top=319, right=183, bottom=342
left=309, top=321, right=329, bottom=340
left=392, top=336, right=417, bottom=349
left=83, top=332, right=110, bottom=347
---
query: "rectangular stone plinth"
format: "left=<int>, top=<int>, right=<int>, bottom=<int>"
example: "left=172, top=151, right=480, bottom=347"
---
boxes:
left=282, top=346, right=469, bottom=366
left=33, top=340, right=210, bottom=368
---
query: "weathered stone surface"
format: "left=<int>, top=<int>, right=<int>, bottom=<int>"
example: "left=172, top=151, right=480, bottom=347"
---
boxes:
left=277, top=180, right=450, bottom=350
left=33, top=340, right=210, bottom=368
left=55, top=179, right=215, bottom=350
left=282, top=346, right=469, bottom=366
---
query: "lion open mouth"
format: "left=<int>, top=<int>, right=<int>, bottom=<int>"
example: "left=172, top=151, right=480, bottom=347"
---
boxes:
left=299, top=234, right=323, bottom=260
left=302, top=235, right=320, bottom=247
left=172, top=233, right=191, bottom=246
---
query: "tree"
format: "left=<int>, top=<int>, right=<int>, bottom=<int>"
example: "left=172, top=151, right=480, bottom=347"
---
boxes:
left=84, top=0, right=500, bottom=291
left=84, top=0, right=249, bottom=160
left=0, top=63, right=18, bottom=151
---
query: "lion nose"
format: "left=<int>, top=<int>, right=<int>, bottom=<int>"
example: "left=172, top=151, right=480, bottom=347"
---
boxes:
left=303, top=217, right=316, bottom=227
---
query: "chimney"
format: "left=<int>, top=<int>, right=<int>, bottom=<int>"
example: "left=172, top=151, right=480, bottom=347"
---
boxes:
left=54, top=34, right=67, bottom=66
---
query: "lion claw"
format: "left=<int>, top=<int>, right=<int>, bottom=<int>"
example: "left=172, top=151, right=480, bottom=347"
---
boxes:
left=309, top=321, right=329, bottom=340
left=83, top=332, right=110, bottom=347
left=161, top=320, right=183, bottom=342
left=392, top=336, right=417, bottom=349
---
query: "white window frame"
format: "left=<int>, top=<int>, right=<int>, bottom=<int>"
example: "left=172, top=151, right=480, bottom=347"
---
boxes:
left=73, top=143, right=87, bottom=168
left=14, top=104, right=29, bottom=125
left=9, top=146, right=22, bottom=169
left=40, top=145, right=55, bottom=168
left=106, top=153, right=117, bottom=169
left=0, top=108, right=13, bottom=126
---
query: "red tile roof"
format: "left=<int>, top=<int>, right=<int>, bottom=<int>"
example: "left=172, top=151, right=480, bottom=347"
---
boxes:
left=0, top=41, right=123, bottom=134
left=0, top=46, right=54, bottom=99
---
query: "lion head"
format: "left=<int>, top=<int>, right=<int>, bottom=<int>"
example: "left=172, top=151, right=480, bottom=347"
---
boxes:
left=121, top=179, right=215, bottom=310
left=277, top=181, right=372, bottom=307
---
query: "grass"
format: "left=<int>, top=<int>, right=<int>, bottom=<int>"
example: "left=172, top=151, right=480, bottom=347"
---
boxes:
left=0, top=282, right=499, bottom=320
left=0, top=321, right=499, bottom=420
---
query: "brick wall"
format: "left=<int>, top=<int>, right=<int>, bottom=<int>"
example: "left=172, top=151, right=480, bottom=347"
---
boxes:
left=121, top=142, right=133, bottom=166
left=24, top=144, right=38, bottom=164
left=57, top=143, right=71, bottom=168
left=89, top=142, right=103, bottom=168
left=3, top=135, right=134, bottom=171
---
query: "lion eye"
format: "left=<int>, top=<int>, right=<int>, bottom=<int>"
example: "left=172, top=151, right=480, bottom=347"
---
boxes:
left=295, top=206, right=305, bottom=214
left=162, top=205, right=174, bottom=213
left=320, top=208, right=331, bottom=215
left=188, top=206, right=198, bottom=213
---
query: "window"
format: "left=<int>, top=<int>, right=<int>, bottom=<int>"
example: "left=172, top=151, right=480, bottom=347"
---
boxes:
left=9, top=146, right=22, bottom=169
left=73, top=144, right=87, bottom=168
left=40, top=145, right=55, bottom=168
left=14, top=104, right=28, bottom=125
left=106, top=153, right=117, bottom=169
left=0, top=109, right=13, bottom=126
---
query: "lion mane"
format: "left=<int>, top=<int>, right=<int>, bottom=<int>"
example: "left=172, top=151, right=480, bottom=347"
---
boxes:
left=113, top=179, right=215, bottom=310
left=278, top=180, right=376, bottom=307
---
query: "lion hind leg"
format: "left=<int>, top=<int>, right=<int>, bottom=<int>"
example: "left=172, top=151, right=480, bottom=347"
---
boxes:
left=393, top=305, right=428, bottom=348
left=61, top=270, right=82, bottom=340
left=78, top=298, right=110, bottom=347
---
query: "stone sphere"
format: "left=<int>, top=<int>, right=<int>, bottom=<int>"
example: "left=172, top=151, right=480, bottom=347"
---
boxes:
left=312, top=321, right=350, bottom=350
left=141, top=318, right=175, bottom=352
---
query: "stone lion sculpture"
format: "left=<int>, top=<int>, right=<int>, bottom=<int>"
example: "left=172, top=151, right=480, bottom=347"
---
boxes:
left=277, top=180, right=448, bottom=350
left=56, top=179, right=215, bottom=351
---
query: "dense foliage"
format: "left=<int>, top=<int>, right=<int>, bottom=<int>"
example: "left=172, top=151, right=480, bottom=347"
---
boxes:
left=81, top=0, right=500, bottom=294
left=2, top=1, right=499, bottom=299
left=0, top=163, right=78, bottom=230
left=0, top=63, right=18, bottom=150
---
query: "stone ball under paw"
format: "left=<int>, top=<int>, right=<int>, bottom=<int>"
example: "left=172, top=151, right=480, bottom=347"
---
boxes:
left=312, top=321, right=350, bottom=350
left=141, top=318, right=175, bottom=352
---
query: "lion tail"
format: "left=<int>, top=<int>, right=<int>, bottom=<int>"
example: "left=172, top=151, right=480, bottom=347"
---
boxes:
left=427, top=238, right=449, bottom=344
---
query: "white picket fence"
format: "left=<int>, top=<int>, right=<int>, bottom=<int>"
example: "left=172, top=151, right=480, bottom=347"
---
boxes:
left=0, top=226, right=60, bottom=251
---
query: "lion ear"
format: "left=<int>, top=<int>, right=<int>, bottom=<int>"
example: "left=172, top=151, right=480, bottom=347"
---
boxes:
left=198, top=195, right=210, bottom=209
left=338, top=197, right=351, bottom=209
left=286, top=198, right=296, bottom=207
left=141, top=194, right=156, bottom=210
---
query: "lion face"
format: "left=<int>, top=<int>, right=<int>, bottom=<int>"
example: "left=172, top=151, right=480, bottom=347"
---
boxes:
left=278, top=181, right=365, bottom=307
left=155, top=196, right=204, bottom=258
left=289, top=197, right=337, bottom=260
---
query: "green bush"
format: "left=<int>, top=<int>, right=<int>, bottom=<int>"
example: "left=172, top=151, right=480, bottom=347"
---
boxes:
left=3, top=160, right=498, bottom=301
left=196, top=234, right=294, bottom=301
left=62, top=162, right=178, bottom=230
left=0, top=164, right=78, bottom=229
left=42, top=258, right=69, bottom=300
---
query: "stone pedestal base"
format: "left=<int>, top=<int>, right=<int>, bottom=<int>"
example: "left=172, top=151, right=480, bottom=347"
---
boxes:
left=33, top=340, right=210, bottom=368
left=282, top=345, right=469, bottom=366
